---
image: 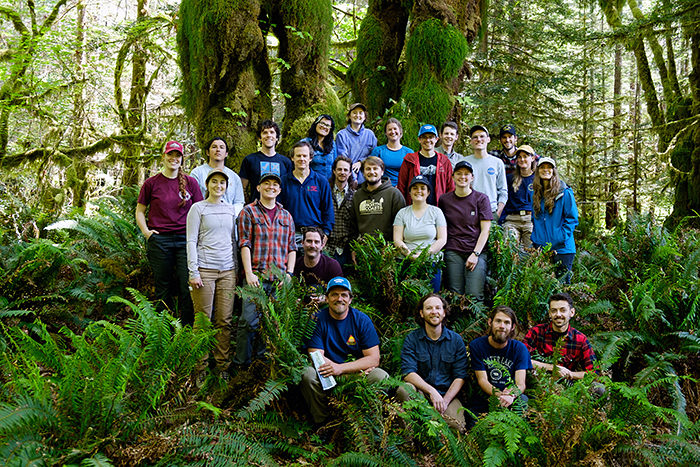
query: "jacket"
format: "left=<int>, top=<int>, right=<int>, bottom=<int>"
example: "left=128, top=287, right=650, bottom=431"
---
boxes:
left=531, top=181, right=578, bottom=254
left=396, top=151, right=454, bottom=205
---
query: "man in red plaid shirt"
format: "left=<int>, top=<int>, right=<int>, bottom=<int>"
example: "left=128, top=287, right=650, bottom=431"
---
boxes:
left=523, top=292, right=597, bottom=380
left=235, top=171, right=296, bottom=365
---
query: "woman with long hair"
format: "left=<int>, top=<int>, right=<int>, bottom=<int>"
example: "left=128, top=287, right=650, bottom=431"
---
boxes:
left=187, top=169, right=238, bottom=380
left=501, top=145, right=536, bottom=247
left=136, top=140, right=203, bottom=325
left=393, top=175, right=447, bottom=292
left=370, top=118, right=413, bottom=186
left=304, top=114, right=337, bottom=179
left=531, top=157, right=579, bottom=283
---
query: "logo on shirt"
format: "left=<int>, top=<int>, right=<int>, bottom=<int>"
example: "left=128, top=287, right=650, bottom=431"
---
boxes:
left=346, top=335, right=357, bottom=346
left=420, top=165, right=437, bottom=176
left=308, top=185, right=319, bottom=192
left=528, top=183, right=534, bottom=192
left=359, top=197, right=384, bottom=215
left=487, top=167, right=496, bottom=176
left=179, top=190, right=192, bottom=202
left=470, top=210, right=476, bottom=216
left=260, top=161, right=281, bottom=176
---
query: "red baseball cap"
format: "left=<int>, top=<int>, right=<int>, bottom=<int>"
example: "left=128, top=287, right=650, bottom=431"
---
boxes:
left=164, top=140, right=184, bottom=155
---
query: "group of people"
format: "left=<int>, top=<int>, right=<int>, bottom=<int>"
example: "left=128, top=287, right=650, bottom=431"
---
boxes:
left=134, top=104, right=580, bottom=388
left=302, top=280, right=597, bottom=431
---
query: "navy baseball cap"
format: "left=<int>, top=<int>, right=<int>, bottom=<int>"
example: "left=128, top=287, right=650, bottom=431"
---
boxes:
left=408, top=175, right=433, bottom=192
left=453, top=160, right=474, bottom=173
left=499, top=124, right=516, bottom=137
left=326, top=276, right=352, bottom=293
left=418, top=124, right=438, bottom=137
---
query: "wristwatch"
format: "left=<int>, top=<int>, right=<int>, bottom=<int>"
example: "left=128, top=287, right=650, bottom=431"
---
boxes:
left=473, top=251, right=481, bottom=257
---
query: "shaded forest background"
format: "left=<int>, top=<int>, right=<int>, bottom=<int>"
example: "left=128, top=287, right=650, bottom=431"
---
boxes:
left=0, top=0, right=699, bottom=466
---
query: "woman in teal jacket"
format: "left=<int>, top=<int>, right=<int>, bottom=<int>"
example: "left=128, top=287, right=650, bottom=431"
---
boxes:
left=531, top=156, right=578, bottom=283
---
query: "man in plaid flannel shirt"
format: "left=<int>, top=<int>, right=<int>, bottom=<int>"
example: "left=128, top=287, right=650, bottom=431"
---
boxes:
left=523, top=292, right=597, bottom=380
left=235, top=172, right=296, bottom=365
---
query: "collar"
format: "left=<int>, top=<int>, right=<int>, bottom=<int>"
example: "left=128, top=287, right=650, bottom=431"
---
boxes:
left=419, top=325, right=449, bottom=343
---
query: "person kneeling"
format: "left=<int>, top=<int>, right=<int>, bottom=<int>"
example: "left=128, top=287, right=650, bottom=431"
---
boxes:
left=398, top=293, right=468, bottom=431
left=301, top=277, right=389, bottom=424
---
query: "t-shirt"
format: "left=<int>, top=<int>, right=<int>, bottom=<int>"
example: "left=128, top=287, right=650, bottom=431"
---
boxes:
left=393, top=205, right=446, bottom=254
left=294, top=254, right=343, bottom=291
left=370, top=145, right=413, bottom=186
left=239, top=151, right=293, bottom=200
left=438, top=190, right=492, bottom=254
left=503, top=173, right=535, bottom=215
left=419, top=154, right=438, bottom=205
left=469, top=335, right=532, bottom=408
left=306, top=307, right=380, bottom=364
left=463, top=154, right=507, bottom=212
left=137, top=172, right=203, bottom=234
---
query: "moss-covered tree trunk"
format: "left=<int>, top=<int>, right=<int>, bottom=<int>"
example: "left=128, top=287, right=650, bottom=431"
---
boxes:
left=271, top=0, right=342, bottom=147
left=397, top=0, right=480, bottom=148
left=346, top=0, right=411, bottom=119
left=178, top=0, right=272, bottom=166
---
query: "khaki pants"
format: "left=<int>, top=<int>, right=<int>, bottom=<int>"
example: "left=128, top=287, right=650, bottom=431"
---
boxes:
left=397, top=383, right=465, bottom=432
left=301, top=366, right=389, bottom=423
left=190, top=268, right=236, bottom=372
left=503, top=213, right=533, bottom=248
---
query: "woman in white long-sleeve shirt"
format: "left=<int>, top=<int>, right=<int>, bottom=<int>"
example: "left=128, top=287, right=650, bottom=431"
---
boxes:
left=186, top=169, right=238, bottom=379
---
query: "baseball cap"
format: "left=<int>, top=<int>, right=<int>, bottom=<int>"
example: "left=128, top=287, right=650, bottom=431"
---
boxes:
left=469, top=125, right=490, bottom=137
left=347, top=102, right=367, bottom=113
left=537, top=156, right=556, bottom=169
left=418, top=124, right=438, bottom=137
left=259, top=172, right=282, bottom=184
left=408, top=175, right=433, bottom=192
left=453, top=160, right=474, bottom=173
left=164, top=140, right=184, bottom=155
left=326, top=276, right=352, bottom=293
left=205, top=169, right=229, bottom=185
left=499, top=124, right=516, bottom=137
left=515, top=145, right=535, bottom=157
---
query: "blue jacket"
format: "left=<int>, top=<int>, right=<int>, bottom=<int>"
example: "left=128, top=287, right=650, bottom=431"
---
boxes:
left=531, top=182, right=578, bottom=254
left=303, top=137, right=337, bottom=180
left=280, top=170, right=335, bottom=235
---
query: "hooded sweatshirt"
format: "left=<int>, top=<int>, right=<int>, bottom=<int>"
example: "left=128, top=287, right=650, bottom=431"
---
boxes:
left=531, top=181, right=578, bottom=254
left=349, top=177, right=406, bottom=241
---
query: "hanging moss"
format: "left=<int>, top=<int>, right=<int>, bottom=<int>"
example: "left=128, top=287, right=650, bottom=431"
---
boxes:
left=405, top=19, right=469, bottom=82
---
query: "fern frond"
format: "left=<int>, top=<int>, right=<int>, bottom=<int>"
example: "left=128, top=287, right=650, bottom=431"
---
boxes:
left=236, top=379, right=289, bottom=420
left=329, top=451, right=383, bottom=466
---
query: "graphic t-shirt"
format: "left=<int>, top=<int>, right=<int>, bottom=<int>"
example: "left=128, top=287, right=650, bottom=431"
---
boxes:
left=306, top=307, right=380, bottom=363
left=419, top=154, right=438, bottom=205
left=239, top=151, right=293, bottom=200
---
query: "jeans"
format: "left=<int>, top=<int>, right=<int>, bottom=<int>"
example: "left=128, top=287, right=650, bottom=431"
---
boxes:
left=190, top=268, right=236, bottom=371
left=234, top=279, right=274, bottom=365
left=552, top=252, right=574, bottom=284
left=444, top=250, right=487, bottom=301
left=146, top=233, right=194, bottom=325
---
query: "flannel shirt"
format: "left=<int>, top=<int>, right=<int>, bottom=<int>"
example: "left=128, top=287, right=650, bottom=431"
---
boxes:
left=326, top=184, right=355, bottom=255
left=523, top=323, right=596, bottom=372
left=237, top=200, right=295, bottom=278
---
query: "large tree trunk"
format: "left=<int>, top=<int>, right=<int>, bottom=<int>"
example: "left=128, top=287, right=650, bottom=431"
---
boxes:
left=271, top=0, right=342, bottom=147
left=178, top=0, right=272, bottom=167
left=346, top=0, right=410, bottom=118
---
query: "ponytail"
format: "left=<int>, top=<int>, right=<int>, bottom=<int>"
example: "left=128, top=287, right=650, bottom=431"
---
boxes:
left=177, top=167, right=188, bottom=208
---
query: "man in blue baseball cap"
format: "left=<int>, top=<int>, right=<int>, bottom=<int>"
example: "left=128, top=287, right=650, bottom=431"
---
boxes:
left=300, top=276, right=389, bottom=424
left=397, top=123, right=454, bottom=205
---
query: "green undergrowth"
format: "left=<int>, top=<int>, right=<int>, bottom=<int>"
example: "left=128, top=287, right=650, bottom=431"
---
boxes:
left=0, top=198, right=698, bottom=465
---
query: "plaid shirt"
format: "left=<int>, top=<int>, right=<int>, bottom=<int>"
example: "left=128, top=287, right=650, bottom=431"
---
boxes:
left=237, top=200, right=296, bottom=277
left=523, top=323, right=596, bottom=372
left=326, top=184, right=355, bottom=255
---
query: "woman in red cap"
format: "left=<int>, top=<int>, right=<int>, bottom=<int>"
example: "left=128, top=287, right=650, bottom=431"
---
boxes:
left=136, top=140, right=203, bottom=325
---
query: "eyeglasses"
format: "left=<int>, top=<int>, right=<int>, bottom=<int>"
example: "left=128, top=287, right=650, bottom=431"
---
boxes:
left=317, top=122, right=331, bottom=129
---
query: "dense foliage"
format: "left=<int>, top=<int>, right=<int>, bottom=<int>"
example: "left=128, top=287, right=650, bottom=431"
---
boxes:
left=0, top=196, right=698, bottom=465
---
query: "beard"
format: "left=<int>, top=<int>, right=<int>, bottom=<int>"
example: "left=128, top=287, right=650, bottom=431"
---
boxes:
left=489, top=328, right=509, bottom=344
